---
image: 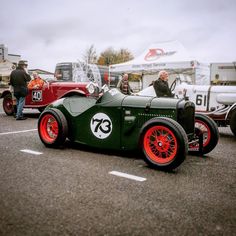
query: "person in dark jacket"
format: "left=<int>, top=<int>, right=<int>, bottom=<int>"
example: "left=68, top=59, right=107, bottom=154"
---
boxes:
left=153, top=70, right=174, bottom=97
left=9, top=60, right=31, bottom=120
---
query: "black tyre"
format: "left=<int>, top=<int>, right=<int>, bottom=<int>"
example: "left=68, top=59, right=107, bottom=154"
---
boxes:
left=229, top=109, right=236, bottom=137
left=140, top=117, right=188, bottom=171
left=189, top=113, right=219, bottom=154
left=38, top=108, right=68, bottom=147
left=3, top=94, right=14, bottom=116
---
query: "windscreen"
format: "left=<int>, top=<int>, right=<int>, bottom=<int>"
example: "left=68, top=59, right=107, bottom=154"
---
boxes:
left=55, top=63, right=72, bottom=81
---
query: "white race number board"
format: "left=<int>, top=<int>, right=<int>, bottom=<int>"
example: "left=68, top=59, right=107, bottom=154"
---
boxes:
left=90, top=113, right=112, bottom=139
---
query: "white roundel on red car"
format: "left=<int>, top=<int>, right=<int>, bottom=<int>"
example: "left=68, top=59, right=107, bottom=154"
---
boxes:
left=90, top=113, right=112, bottom=139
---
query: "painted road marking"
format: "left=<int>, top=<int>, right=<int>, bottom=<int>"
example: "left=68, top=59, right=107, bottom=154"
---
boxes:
left=0, top=129, right=37, bottom=136
left=109, top=171, right=146, bottom=182
left=21, top=149, right=43, bottom=155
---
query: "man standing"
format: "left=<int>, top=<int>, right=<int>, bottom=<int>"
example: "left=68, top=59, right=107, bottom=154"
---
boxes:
left=153, top=70, right=174, bottom=97
left=118, top=73, right=132, bottom=95
left=10, top=60, right=31, bottom=120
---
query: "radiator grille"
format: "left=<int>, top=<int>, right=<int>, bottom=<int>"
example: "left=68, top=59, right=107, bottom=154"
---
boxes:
left=177, top=105, right=195, bottom=134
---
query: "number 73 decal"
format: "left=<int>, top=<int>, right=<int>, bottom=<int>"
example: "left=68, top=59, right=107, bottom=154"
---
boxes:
left=90, top=113, right=113, bottom=139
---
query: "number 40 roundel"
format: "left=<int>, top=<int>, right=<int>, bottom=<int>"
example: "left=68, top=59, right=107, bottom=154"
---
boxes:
left=90, top=113, right=112, bottom=139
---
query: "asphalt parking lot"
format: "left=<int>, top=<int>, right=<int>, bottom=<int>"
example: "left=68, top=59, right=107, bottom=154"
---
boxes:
left=0, top=99, right=235, bottom=236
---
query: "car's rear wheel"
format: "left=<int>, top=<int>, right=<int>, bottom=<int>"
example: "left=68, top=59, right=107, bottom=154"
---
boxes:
left=38, top=108, right=68, bottom=147
left=189, top=113, right=219, bottom=154
left=229, top=109, right=236, bottom=137
left=3, top=94, right=14, bottom=115
left=140, top=117, right=188, bottom=171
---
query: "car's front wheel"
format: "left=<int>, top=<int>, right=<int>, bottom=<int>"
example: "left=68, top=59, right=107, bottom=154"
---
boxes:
left=38, top=108, right=68, bottom=147
left=140, top=117, right=188, bottom=171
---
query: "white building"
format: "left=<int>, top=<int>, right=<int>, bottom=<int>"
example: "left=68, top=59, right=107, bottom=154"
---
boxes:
left=0, top=44, right=21, bottom=88
left=0, top=44, right=21, bottom=64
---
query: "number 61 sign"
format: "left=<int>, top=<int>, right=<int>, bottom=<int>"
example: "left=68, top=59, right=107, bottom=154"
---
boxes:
left=90, top=113, right=112, bottom=139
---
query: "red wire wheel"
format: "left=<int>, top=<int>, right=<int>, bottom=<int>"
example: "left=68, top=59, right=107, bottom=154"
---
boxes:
left=143, top=125, right=177, bottom=164
left=39, top=114, right=59, bottom=144
left=194, top=119, right=211, bottom=148
left=141, top=118, right=187, bottom=170
left=38, top=108, right=68, bottom=147
left=189, top=114, right=219, bottom=155
left=3, top=94, right=14, bottom=115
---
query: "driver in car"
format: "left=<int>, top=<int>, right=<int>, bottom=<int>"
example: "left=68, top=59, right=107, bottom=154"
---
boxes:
left=153, top=70, right=174, bottom=97
left=28, top=71, right=45, bottom=90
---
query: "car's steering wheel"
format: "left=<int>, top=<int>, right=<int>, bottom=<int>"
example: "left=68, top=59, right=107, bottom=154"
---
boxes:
left=170, top=78, right=177, bottom=92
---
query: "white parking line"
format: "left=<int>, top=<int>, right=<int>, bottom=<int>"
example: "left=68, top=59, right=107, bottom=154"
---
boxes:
left=21, top=149, right=43, bottom=155
left=109, top=171, right=146, bottom=182
left=0, top=129, right=37, bottom=136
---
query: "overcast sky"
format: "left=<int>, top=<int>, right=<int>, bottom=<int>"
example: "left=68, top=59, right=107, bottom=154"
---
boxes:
left=1, top=0, right=236, bottom=72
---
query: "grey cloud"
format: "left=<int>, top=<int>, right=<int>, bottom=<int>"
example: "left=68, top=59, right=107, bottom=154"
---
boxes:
left=1, top=0, right=236, bottom=71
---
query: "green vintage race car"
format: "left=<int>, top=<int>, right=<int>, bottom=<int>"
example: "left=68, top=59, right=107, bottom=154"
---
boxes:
left=38, top=88, right=219, bottom=171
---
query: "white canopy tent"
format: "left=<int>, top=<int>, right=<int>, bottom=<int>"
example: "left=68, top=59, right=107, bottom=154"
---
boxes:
left=109, top=41, right=210, bottom=88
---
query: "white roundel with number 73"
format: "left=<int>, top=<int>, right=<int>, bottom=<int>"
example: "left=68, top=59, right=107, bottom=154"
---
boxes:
left=90, top=113, right=113, bottom=139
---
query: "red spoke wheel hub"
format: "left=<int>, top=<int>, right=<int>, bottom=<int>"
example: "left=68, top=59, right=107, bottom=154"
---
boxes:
left=39, top=114, right=59, bottom=143
left=143, top=125, right=177, bottom=164
left=190, top=119, right=211, bottom=150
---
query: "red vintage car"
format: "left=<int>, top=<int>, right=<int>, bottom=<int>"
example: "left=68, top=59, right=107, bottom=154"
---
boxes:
left=1, top=80, right=99, bottom=115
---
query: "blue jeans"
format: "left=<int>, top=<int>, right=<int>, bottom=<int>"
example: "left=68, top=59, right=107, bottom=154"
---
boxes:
left=16, top=96, right=25, bottom=119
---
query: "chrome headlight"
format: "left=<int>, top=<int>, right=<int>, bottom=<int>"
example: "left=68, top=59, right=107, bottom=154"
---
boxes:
left=86, top=82, right=95, bottom=94
left=102, top=84, right=109, bottom=93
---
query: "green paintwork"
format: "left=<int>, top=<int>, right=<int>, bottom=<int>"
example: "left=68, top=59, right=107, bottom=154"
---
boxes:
left=47, top=88, right=195, bottom=151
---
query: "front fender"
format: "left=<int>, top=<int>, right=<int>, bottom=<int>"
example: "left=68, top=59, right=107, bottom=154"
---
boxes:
left=0, top=89, right=12, bottom=99
left=60, top=89, right=86, bottom=98
left=226, top=102, right=236, bottom=120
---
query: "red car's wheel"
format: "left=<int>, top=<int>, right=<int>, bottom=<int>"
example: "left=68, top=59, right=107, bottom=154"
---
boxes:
left=38, top=108, right=68, bottom=147
left=141, top=118, right=188, bottom=171
left=189, top=114, right=219, bottom=154
left=3, top=94, right=14, bottom=116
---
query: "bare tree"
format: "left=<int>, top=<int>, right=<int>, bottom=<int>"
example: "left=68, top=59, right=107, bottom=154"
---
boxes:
left=83, top=44, right=97, bottom=64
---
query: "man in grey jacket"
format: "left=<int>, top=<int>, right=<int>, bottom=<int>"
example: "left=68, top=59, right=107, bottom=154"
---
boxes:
left=9, top=60, right=31, bottom=120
